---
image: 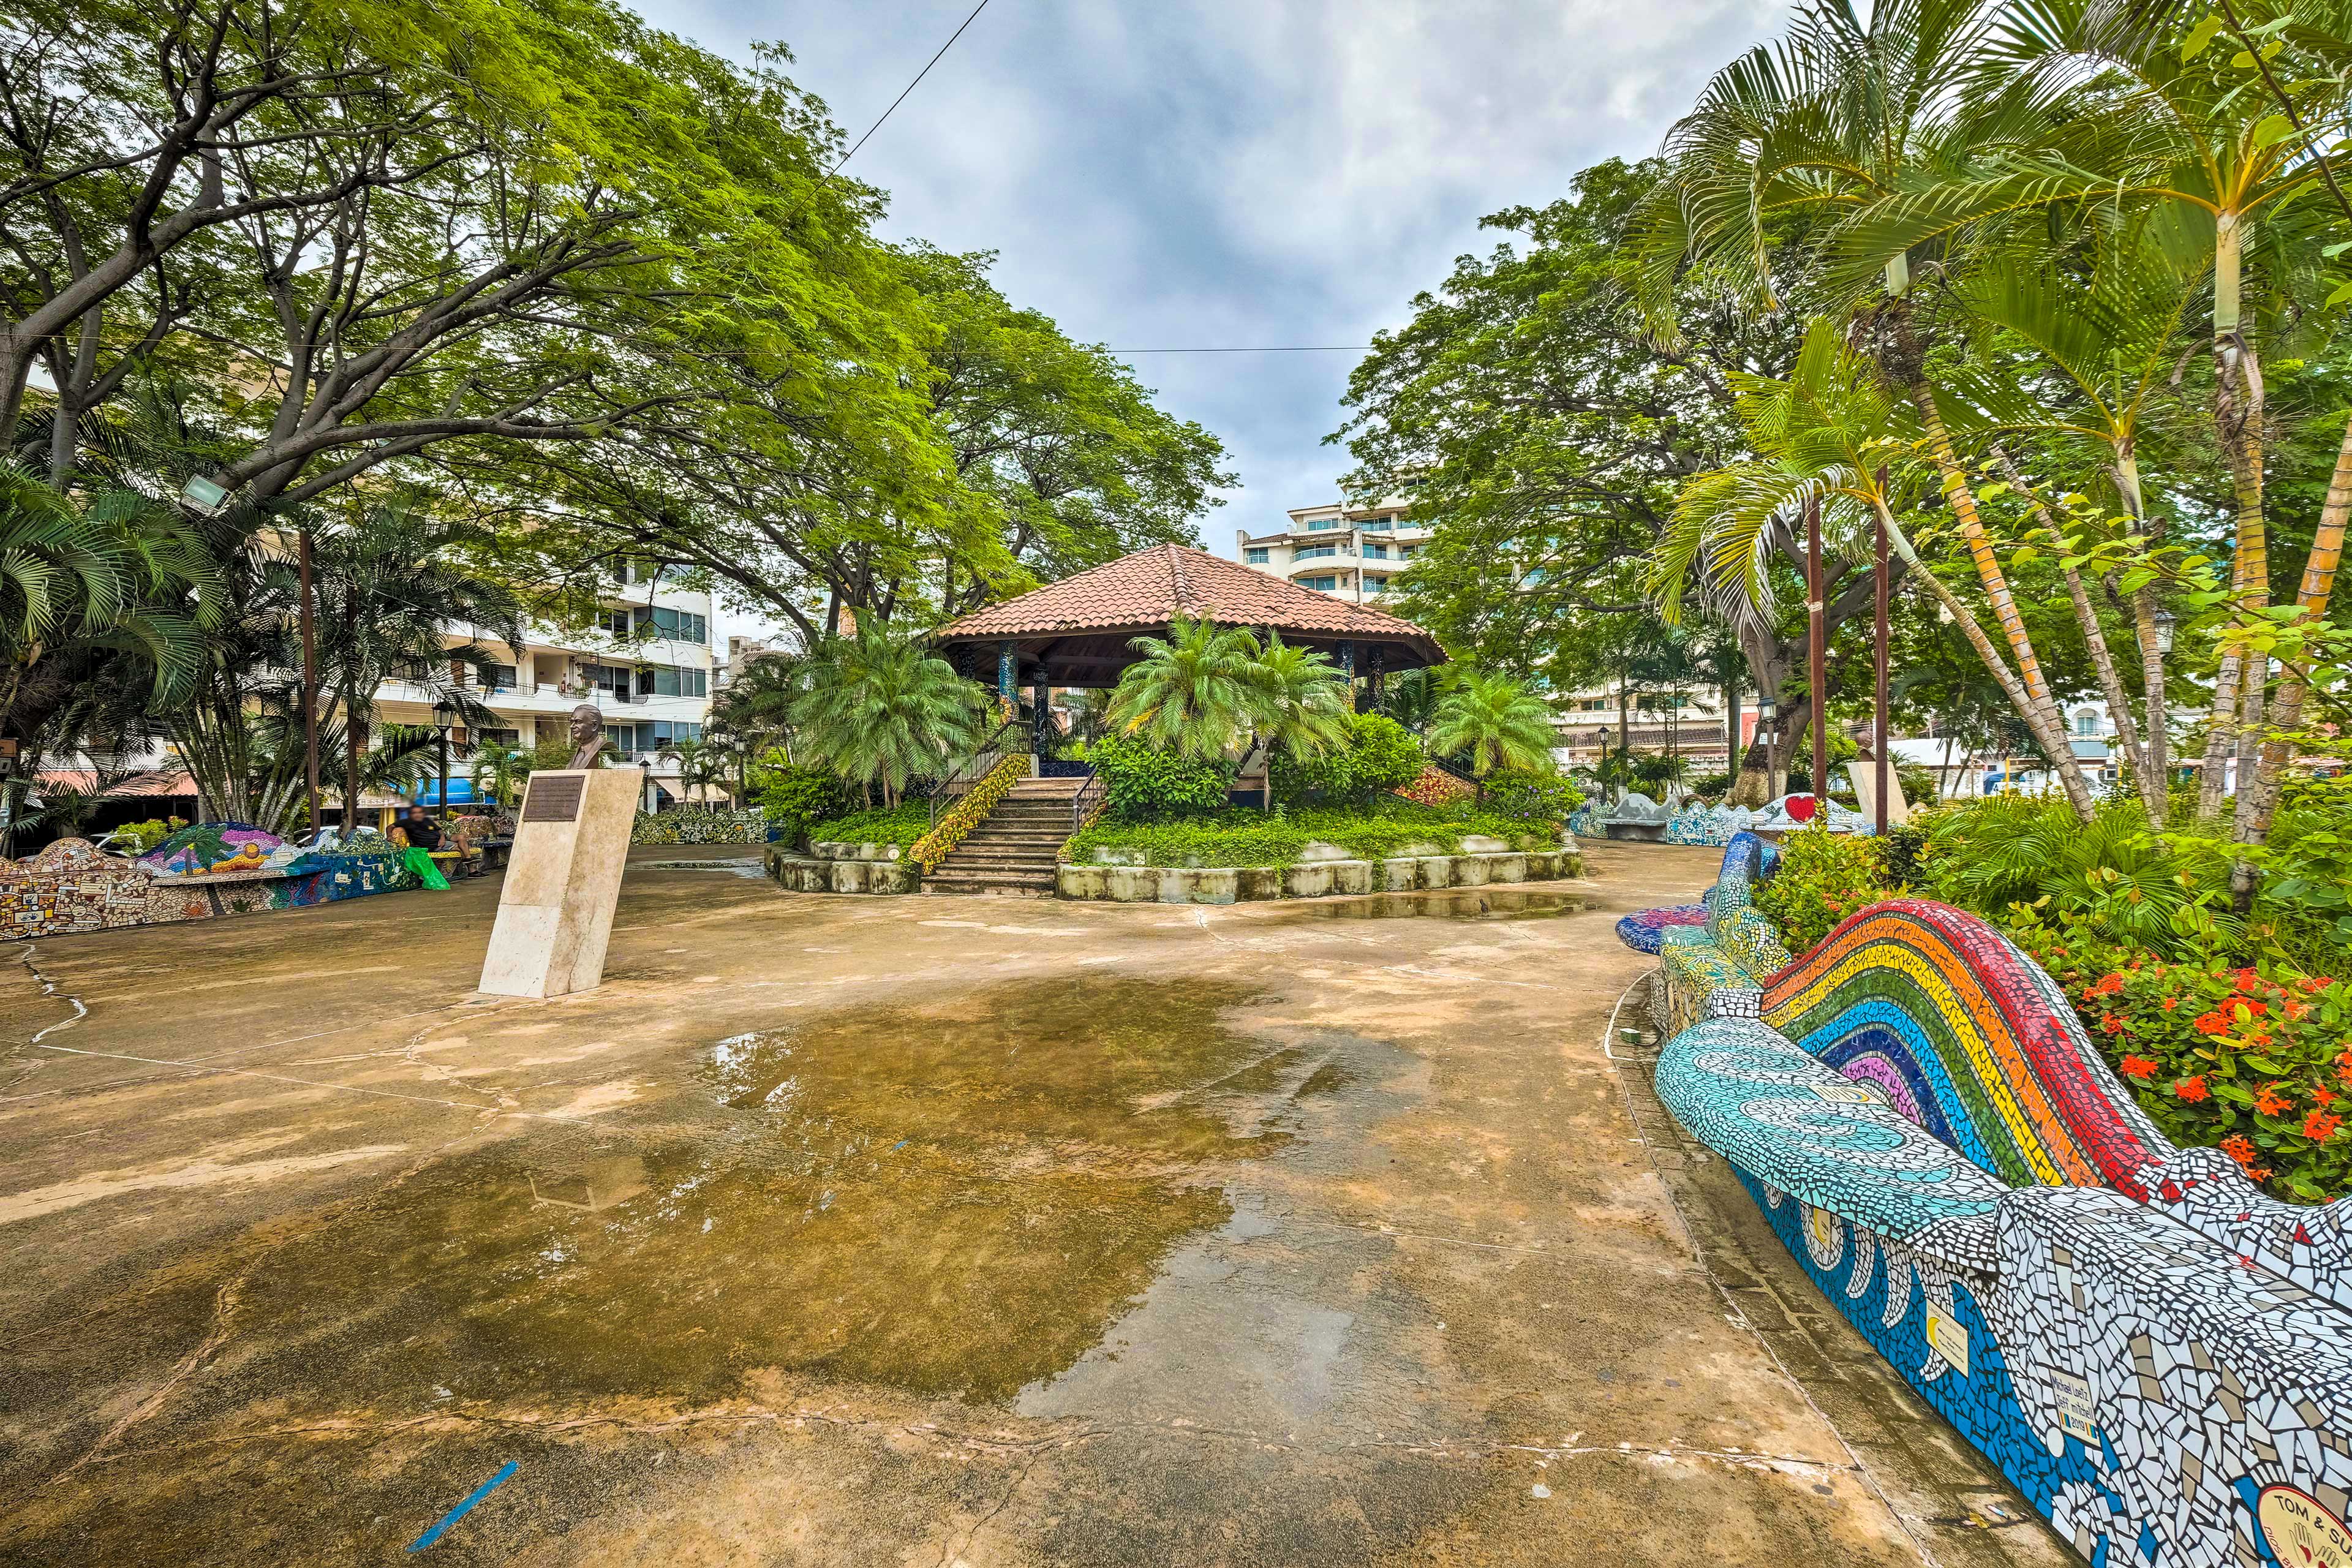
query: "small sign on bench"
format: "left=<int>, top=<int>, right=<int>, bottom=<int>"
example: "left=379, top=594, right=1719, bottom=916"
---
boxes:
left=524, top=775, right=586, bottom=823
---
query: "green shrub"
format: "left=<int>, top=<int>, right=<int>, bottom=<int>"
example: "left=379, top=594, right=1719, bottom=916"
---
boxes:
left=1268, top=712, right=1425, bottom=807
left=1688, top=771, right=1733, bottom=799
left=2006, top=918, right=2350, bottom=1204
left=756, top=763, right=850, bottom=843
left=1093, top=735, right=1233, bottom=821
left=806, top=801, right=932, bottom=853
left=1751, top=824, right=1903, bottom=954
left=1479, top=769, right=1583, bottom=825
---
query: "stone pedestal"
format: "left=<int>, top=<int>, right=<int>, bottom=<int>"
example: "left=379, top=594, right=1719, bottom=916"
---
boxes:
left=478, top=769, right=641, bottom=998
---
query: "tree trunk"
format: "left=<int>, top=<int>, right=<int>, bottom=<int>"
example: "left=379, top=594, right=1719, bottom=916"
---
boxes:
left=2228, top=408, right=2352, bottom=909
left=2199, top=215, right=2269, bottom=823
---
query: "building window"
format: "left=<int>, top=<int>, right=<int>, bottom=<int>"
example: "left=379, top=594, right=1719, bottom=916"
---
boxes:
left=637, top=665, right=709, bottom=699
left=2074, top=710, right=2100, bottom=737
left=474, top=727, right=521, bottom=748
left=1301, top=575, right=1338, bottom=591
left=1360, top=517, right=1392, bottom=532
left=634, top=605, right=709, bottom=645
left=1364, top=576, right=1386, bottom=594
left=595, top=607, right=631, bottom=637
left=1296, top=543, right=1338, bottom=561
left=1363, top=542, right=1389, bottom=559
left=1245, top=548, right=1270, bottom=564
left=476, top=663, right=518, bottom=690
left=1307, top=517, right=1340, bottom=531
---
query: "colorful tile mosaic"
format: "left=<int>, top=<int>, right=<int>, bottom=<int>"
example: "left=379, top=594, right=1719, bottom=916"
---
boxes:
left=6, top=831, right=429, bottom=943
left=1613, top=903, right=1708, bottom=954
left=1643, top=892, right=2352, bottom=1568
left=630, top=808, right=774, bottom=845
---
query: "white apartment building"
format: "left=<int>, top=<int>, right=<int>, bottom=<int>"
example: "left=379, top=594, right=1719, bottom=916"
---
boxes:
left=372, top=562, right=718, bottom=809
left=1235, top=495, right=1430, bottom=603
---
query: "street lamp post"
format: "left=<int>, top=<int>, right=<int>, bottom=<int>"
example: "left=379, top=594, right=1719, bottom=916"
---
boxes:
left=639, top=757, right=655, bottom=815
left=431, top=699, right=456, bottom=823
left=1758, top=696, right=1781, bottom=801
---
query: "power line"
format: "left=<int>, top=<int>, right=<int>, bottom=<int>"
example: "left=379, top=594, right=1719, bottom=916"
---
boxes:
left=832, top=0, right=994, bottom=175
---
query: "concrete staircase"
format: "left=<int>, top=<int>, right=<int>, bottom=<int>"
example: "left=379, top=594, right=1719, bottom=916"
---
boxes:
left=922, top=774, right=1086, bottom=895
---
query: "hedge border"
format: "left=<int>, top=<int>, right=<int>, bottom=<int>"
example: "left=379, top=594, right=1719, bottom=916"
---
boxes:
left=911, top=755, right=1028, bottom=872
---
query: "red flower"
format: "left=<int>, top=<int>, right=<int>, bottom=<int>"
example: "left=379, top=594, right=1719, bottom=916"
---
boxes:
left=2233, top=999, right=2267, bottom=1019
left=2090, top=973, right=2125, bottom=997
left=2302, top=975, right=2337, bottom=993
left=2220, top=1134, right=2258, bottom=1166
left=2192, top=1011, right=2230, bottom=1036
left=2305, top=1109, right=2342, bottom=1142
left=2316, top=1087, right=2338, bottom=1108
left=2255, top=1085, right=2294, bottom=1117
left=2234, top=968, right=2262, bottom=993
left=2119, top=1055, right=2158, bottom=1080
left=2175, top=1076, right=2210, bottom=1102
left=2098, top=1011, right=2127, bottom=1035
left=2162, top=998, right=2179, bottom=1011
left=2283, top=998, right=2309, bottom=1021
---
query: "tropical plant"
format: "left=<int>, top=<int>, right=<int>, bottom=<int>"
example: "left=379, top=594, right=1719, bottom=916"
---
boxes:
left=1106, top=617, right=1262, bottom=760
left=1091, top=734, right=1234, bottom=822
left=658, top=735, right=731, bottom=804
left=470, top=741, right=530, bottom=809
left=788, top=622, right=986, bottom=807
left=1427, top=673, right=1557, bottom=794
left=1656, top=318, right=2098, bottom=818
left=1632, top=0, right=2086, bottom=800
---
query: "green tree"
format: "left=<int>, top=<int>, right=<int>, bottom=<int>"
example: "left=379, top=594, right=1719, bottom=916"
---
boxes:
left=470, top=741, right=530, bottom=809
left=1428, top=673, right=1557, bottom=796
left=788, top=623, right=984, bottom=807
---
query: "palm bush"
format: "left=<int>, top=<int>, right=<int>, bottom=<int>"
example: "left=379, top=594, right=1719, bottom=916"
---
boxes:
left=789, top=623, right=986, bottom=807
left=1106, top=616, right=1261, bottom=759
left=1428, top=673, right=1556, bottom=796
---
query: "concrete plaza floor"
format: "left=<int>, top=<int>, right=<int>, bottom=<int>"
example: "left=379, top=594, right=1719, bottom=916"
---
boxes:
left=0, top=842, right=2073, bottom=1566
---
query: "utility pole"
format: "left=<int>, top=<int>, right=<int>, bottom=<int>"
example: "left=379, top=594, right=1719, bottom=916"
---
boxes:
left=1873, top=468, right=1891, bottom=835
left=1806, top=496, right=1827, bottom=816
left=298, top=525, right=321, bottom=834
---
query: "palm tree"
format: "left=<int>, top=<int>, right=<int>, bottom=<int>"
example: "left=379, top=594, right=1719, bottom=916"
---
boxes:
left=1106, top=616, right=1261, bottom=760
left=310, top=500, right=527, bottom=832
left=708, top=650, right=804, bottom=760
left=788, top=622, right=985, bottom=807
left=1840, top=0, right=2352, bottom=820
left=1428, top=673, right=1557, bottom=797
left=470, top=740, right=530, bottom=809
left=658, top=735, right=732, bottom=804
left=1949, top=241, right=2204, bottom=824
left=0, top=461, right=219, bottom=832
left=1243, top=633, right=1352, bottom=758
left=1654, top=317, right=2098, bottom=820
left=1631, top=0, right=2080, bottom=777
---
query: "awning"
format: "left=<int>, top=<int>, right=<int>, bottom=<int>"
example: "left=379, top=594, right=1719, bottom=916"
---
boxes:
left=409, top=779, right=481, bottom=806
left=34, top=768, right=198, bottom=798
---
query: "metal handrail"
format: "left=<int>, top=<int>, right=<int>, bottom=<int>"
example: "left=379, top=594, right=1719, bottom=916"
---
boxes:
left=1070, top=769, right=1106, bottom=834
left=928, top=715, right=1030, bottom=828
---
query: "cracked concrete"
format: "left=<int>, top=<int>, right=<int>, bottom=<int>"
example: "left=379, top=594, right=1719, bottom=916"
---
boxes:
left=0, top=842, right=2071, bottom=1565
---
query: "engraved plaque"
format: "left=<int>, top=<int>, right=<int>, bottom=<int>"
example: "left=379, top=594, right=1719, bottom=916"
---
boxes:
left=524, top=774, right=586, bottom=823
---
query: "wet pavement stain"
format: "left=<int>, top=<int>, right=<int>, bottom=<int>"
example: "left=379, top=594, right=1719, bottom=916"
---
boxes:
left=162, top=976, right=1301, bottom=1416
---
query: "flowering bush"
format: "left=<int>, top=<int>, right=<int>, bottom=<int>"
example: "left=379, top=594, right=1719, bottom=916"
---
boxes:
left=2006, top=918, right=2350, bottom=1204
left=1393, top=764, right=1475, bottom=807
left=1750, top=824, right=1904, bottom=955
left=910, top=754, right=1028, bottom=872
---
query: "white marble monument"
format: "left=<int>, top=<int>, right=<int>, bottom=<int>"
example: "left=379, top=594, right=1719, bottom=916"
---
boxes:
left=478, top=707, right=641, bottom=998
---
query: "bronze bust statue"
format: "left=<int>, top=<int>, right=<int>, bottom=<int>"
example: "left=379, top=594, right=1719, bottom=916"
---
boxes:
left=566, top=704, right=606, bottom=769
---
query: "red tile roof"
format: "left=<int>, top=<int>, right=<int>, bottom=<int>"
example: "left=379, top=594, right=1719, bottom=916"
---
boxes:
left=933, top=544, right=1445, bottom=659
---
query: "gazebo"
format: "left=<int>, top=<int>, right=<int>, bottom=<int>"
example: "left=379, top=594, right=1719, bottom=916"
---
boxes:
left=930, top=543, right=1447, bottom=718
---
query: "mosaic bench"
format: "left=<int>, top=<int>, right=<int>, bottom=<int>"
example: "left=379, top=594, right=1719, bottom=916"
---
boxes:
left=1650, top=897, right=2352, bottom=1568
left=1626, top=831, right=1790, bottom=1035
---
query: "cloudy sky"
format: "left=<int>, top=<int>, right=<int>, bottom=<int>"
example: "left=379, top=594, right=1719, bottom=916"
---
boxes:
left=633, top=0, right=1792, bottom=636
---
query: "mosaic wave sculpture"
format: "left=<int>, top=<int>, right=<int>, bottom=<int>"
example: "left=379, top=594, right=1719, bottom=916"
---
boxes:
left=1665, top=801, right=1754, bottom=846
left=1646, top=896, right=2352, bottom=1568
left=1640, top=831, right=1789, bottom=1036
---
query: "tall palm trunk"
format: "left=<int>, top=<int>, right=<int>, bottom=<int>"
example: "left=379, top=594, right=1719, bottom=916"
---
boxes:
left=2198, top=217, right=2271, bottom=823
left=2228, top=410, right=2352, bottom=908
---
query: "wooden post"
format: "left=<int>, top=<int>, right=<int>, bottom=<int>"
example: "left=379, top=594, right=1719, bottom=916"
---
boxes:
left=1807, top=496, right=1827, bottom=816
left=1874, top=467, right=1891, bottom=835
left=298, top=526, right=320, bottom=834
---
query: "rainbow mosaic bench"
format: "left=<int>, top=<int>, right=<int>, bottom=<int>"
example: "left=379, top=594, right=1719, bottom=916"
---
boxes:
left=1651, top=898, right=2352, bottom=1568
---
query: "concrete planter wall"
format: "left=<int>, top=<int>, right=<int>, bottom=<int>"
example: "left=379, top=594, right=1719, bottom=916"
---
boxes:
left=1058, top=846, right=1580, bottom=905
left=763, top=846, right=919, bottom=894
left=810, top=841, right=904, bottom=861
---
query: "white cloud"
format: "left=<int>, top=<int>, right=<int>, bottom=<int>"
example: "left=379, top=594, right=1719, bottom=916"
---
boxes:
left=628, top=0, right=1791, bottom=641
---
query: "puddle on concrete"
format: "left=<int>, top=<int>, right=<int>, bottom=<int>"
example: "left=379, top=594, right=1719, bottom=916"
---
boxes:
left=638, top=858, right=770, bottom=878
left=1289, top=889, right=1586, bottom=921
left=200, top=977, right=1314, bottom=1411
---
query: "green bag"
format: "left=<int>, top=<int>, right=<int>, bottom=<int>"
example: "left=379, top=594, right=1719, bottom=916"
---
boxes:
left=403, top=847, right=451, bottom=890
